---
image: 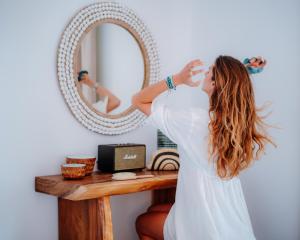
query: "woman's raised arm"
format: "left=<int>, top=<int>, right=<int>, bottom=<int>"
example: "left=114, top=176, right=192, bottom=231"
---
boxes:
left=131, top=59, right=204, bottom=116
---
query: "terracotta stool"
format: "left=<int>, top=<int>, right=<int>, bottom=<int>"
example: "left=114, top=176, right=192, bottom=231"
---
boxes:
left=135, top=203, right=173, bottom=240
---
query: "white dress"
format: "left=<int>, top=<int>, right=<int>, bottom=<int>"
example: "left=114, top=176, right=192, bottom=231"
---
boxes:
left=92, top=95, right=109, bottom=113
left=147, top=91, right=256, bottom=240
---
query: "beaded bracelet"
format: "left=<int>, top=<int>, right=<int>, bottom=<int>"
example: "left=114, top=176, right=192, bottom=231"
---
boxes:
left=165, top=75, right=176, bottom=91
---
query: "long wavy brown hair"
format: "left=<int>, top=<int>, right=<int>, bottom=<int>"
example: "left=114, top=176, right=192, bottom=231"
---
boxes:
left=208, top=55, right=277, bottom=180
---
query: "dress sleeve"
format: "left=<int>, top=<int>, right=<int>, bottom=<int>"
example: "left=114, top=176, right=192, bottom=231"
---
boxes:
left=147, top=92, right=194, bottom=144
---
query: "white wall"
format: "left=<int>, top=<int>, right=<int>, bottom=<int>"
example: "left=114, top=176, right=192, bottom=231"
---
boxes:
left=0, top=0, right=299, bottom=239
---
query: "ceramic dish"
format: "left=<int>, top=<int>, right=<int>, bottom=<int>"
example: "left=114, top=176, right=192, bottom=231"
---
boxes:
left=112, top=172, right=154, bottom=181
left=61, top=163, right=86, bottom=179
left=66, top=155, right=96, bottom=175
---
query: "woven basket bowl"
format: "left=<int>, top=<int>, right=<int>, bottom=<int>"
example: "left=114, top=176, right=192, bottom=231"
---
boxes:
left=66, top=155, right=96, bottom=176
left=61, top=163, right=86, bottom=179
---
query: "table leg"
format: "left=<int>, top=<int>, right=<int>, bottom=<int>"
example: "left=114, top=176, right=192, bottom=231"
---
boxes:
left=151, top=187, right=176, bottom=205
left=58, top=196, right=114, bottom=240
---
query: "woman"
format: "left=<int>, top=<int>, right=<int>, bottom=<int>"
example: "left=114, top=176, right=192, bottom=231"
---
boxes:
left=132, top=55, right=276, bottom=240
left=77, top=70, right=121, bottom=113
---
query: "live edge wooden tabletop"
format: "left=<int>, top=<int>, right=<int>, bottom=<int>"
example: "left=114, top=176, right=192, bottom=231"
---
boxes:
left=35, top=170, right=178, bottom=201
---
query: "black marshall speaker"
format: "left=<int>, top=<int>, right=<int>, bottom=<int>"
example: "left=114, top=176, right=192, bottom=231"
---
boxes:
left=97, top=144, right=146, bottom=173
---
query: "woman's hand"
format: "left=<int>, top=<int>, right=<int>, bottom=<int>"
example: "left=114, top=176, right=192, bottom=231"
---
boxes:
left=173, top=59, right=204, bottom=87
left=131, top=59, right=204, bottom=116
left=244, top=56, right=267, bottom=74
left=249, top=56, right=267, bottom=68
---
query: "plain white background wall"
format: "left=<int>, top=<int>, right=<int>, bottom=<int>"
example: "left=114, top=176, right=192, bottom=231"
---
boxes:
left=0, top=0, right=299, bottom=239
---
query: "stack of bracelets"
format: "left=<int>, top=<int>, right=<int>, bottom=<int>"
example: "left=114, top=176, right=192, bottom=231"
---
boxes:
left=165, top=75, right=176, bottom=91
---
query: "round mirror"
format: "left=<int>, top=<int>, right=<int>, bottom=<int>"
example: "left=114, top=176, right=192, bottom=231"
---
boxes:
left=57, top=2, right=160, bottom=135
left=75, top=22, right=144, bottom=116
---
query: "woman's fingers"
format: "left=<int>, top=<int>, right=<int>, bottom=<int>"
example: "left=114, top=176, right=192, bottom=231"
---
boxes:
left=177, top=59, right=205, bottom=85
left=256, top=56, right=266, bottom=65
left=188, top=79, right=201, bottom=87
left=260, top=59, right=267, bottom=67
left=191, top=69, right=204, bottom=76
left=263, top=59, right=267, bottom=66
left=187, top=60, right=204, bottom=76
left=253, top=56, right=267, bottom=68
left=188, top=59, right=204, bottom=68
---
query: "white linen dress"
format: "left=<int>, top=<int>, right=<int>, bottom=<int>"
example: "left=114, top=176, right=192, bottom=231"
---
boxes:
left=92, top=95, right=109, bottom=113
left=147, top=91, right=256, bottom=240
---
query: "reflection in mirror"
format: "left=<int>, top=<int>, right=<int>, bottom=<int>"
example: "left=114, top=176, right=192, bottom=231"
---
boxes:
left=76, top=23, right=144, bottom=115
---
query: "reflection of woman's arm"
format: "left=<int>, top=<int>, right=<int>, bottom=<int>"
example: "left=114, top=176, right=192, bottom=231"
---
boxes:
left=94, top=84, right=120, bottom=113
left=78, top=71, right=120, bottom=113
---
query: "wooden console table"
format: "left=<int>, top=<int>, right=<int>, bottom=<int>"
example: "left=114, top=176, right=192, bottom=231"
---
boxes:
left=35, top=170, right=178, bottom=240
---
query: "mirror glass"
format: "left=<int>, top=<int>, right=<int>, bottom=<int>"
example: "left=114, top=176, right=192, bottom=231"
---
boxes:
left=75, top=23, right=144, bottom=116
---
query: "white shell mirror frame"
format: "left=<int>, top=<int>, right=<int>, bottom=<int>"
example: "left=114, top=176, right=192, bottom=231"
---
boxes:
left=57, top=1, right=160, bottom=135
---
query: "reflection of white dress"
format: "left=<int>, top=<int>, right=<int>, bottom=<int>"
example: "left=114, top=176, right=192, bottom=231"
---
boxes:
left=147, top=92, right=256, bottom=240
left=92, top=95, right=109, bottom=113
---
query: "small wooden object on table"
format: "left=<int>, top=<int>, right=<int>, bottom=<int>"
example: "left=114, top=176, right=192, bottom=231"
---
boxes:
left=65, top=155, right=96, bottom=176
left=35, top=169, right=178, bottom=240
